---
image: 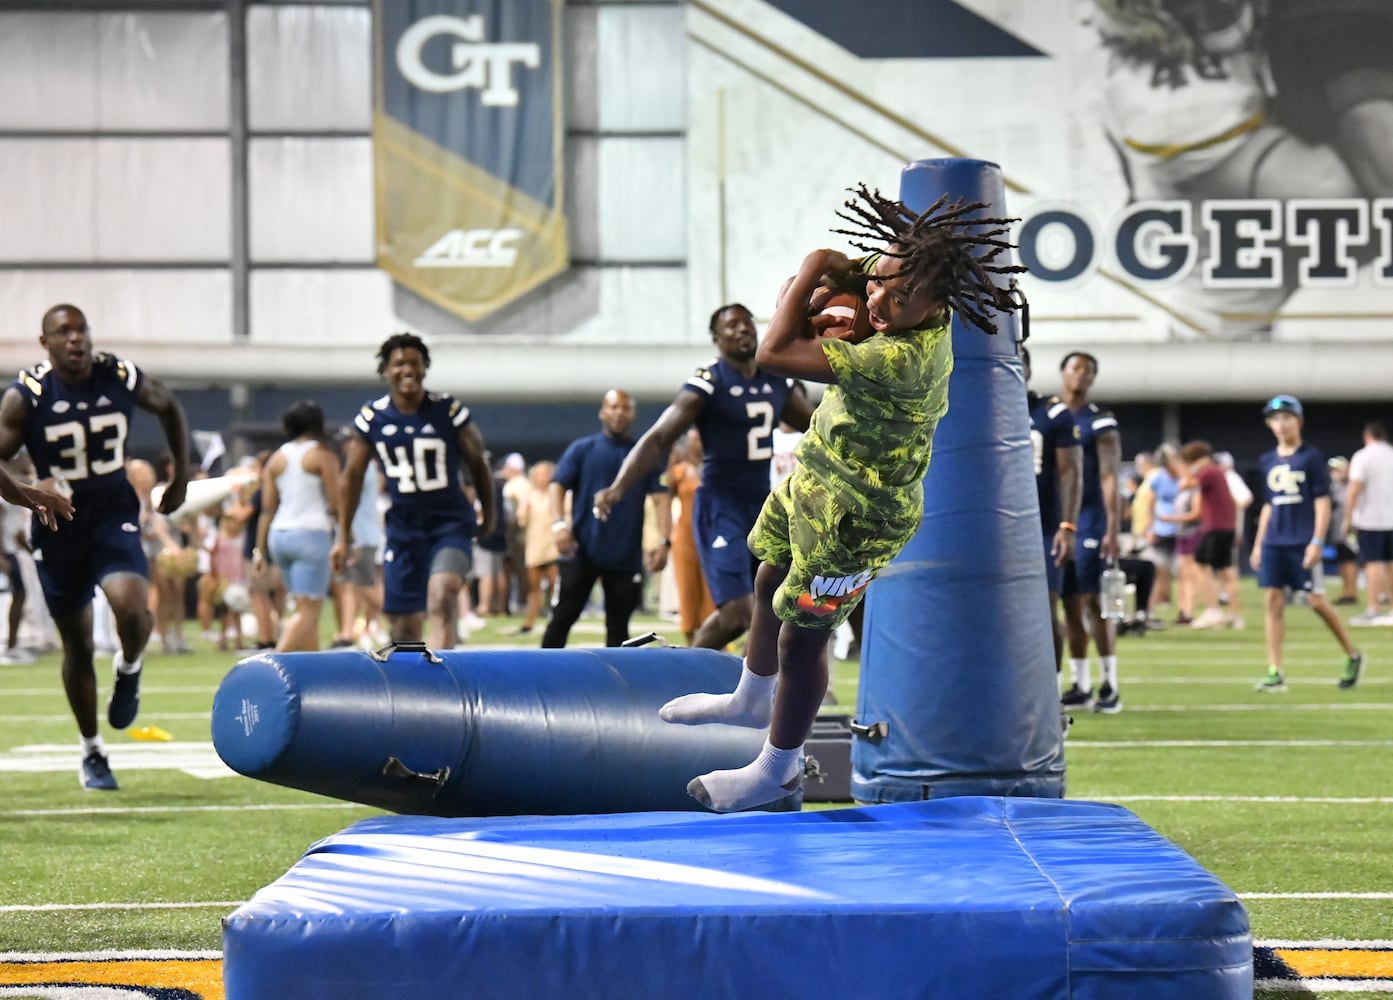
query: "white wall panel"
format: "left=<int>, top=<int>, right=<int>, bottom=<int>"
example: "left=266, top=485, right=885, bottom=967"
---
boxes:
left=565, top=136, right=600, bottom=260
left=568, top=265, right=688, bottom=343
left=596, top=5, right=685, bottom=132
left=0, top=140, right=99, bottom=261
left=249, top=139, right=375, bottom=263
left=0, top=139, right=229, bottom=262
left=247, top=6, right=372, bottom=132
left=0, top=270, right=232, bottom=346
left=564, top=5, right=599, bottom=133
left=0, top=13, right=227, bottom=131
left=0, top=16, right=100, bottom=130
left=250, top=269, right=397, bottom=346
left=95, top=140, right=231, bottom=260
left=598, top=138, right=685, bottom=261
left=467, top=264, right=684, bottom=346
left=97, top=14, right=229, bottom=130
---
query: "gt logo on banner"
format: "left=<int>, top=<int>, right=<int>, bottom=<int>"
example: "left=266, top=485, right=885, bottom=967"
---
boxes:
left=375, top=0, right=567, bottom=322
left=395, top=15, right=539, bottom=104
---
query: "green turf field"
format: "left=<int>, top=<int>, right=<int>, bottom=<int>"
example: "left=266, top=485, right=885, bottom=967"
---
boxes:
left=2, top=583, right=1391, bottom=997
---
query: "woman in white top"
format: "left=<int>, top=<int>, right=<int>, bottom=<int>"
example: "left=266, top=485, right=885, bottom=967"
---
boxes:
left=254, top=402, right=340, bottom=651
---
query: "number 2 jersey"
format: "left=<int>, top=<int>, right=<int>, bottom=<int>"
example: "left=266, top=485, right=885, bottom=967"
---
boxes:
left=14, top=352, right=141, bottom=496
left=352, top=391, right=476, bottom=535
left=684, top=358, right=793, bottom=501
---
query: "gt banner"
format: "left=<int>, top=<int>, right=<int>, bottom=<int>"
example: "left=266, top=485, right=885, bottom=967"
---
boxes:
left=375, top=0, right=566, bottom=322
left=686, top=0, right=1393, bottom=344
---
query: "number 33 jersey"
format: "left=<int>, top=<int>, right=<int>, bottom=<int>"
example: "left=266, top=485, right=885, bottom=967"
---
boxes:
left=14, top=353, right=141, bottom=496
left=353, top=391, right=476, bottom=531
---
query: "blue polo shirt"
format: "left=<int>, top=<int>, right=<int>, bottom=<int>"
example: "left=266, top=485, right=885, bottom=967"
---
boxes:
left=552, top=432, right=666, bottom=572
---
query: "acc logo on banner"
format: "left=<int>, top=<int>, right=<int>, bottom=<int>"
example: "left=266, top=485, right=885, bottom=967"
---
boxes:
left=375, top=0, right=567, bottom=322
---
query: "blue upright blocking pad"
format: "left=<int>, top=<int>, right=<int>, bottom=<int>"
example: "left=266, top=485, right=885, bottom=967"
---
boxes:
left=856, top=158, right=1066, bottom=801
left=222, top=797, right=1251, bottom=999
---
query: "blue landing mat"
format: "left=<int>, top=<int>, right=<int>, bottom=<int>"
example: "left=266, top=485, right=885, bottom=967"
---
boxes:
left=222, top=797, right=1251, bottom=999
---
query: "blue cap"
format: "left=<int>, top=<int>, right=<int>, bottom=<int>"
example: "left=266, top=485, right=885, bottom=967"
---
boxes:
left=1263, top=394, right=1303, bottom=418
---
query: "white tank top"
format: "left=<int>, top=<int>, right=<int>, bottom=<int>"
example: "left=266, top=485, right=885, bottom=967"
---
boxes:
left=271, top=439, right=332, bottom=532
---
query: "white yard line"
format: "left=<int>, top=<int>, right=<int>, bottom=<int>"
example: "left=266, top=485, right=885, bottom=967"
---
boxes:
left=2, top=686, right=220, bottom=697
left=0, top=950, right=222, bottom=961
left=1119, top=677, right=1392, bottom=685
left=1258, top=939, right=1393, bottom=948
left=1245, top=893, right=1393, bottom=900
left=0, top=712, right=211, bottom=724
left=0, top=901, right=243, bottom=913
left=1069, top=739, right=1393, bottom=747
left=7, top=802, right=367, bottom=817
left=1101, top=795, right=1393, bottom=804
left=1254, top=981, right=1393, bottom=992
left=0, top=742, right=231, bottom=779
left=1122, top=703, right=1393, bottom=711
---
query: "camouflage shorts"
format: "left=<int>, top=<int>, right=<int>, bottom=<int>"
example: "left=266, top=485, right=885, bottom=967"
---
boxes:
left=748, top=468, right=921, bottom=629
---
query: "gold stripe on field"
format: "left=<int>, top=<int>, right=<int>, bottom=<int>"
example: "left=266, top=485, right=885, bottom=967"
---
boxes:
left=1276, top=948, right=1393, bottom=978
left=0, top=959, right=224, bottom=998
left=2, top=949, right=1390, bottom=994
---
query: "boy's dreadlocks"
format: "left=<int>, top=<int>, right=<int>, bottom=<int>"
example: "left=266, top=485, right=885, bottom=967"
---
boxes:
left=833, top=183, right=1028, bottom=335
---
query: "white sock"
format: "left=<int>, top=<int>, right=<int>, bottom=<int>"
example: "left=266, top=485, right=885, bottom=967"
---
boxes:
left=80, top=734, right=105, bottom=756
left=659, top=660, right=775, bottom=728
left=1100, top=655, right=1118, bottom=688
left=1069, top=658, right=1091, bottom=691
left=687, top=740, right=802, bottom=812
left=114, top=651, right=143, bottom=676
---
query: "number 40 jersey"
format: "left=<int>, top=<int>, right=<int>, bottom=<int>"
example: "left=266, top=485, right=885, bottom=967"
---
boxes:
left=352, top=391, right=476, bottom=531
left=14, top=353, right=141, bottom=496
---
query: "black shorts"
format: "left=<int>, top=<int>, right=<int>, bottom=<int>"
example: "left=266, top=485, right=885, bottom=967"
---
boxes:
left=1194, top=530, right=1236, bottom=570
left=34, top=485, right=148, bottom=616
left=1357, top=529, right=1393, bottom=564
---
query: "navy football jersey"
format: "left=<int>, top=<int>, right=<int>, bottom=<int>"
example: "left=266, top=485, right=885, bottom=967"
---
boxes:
left=1070, top=401, right=1120, bottom=537
left=352, top=391, right=475, bottom=529
left=13, top=353, right=141, bottom=496
left=1029, top=392, right=1079, bottom=532
left=683, top=358, right=793, bottom=499
left=1259, top=443, right=1329, bottom=547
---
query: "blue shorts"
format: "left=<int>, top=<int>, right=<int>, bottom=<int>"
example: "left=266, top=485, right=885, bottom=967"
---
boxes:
left=695, top=487, right=763, bottom=607
left=1258, top=543, right=1324, bottom=594
left=1042, top=531, right=1063, bottom=595
left=269, top=527, right=333, bottom=599
left=382, top=511, right=474, bottom=616
left=1061, top=535, right=1104, bottom=598
left=1357, top=529, right=1393, bottom=564
left=33, top=485, right=147, bottom=617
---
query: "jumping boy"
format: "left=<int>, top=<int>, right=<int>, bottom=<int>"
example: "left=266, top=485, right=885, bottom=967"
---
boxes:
left=658, top=184, right=1027, bottom=811
left=1250, top=395, right=1363, bottom=692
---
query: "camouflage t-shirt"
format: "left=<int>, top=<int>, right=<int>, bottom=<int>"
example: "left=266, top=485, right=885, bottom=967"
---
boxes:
left=794, top=314, right=953, bottom=511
